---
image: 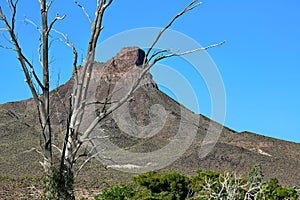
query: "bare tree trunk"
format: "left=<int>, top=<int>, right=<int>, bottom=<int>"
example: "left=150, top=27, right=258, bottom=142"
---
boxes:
left=42, top=164, right=75, bottom=200
left=40, top=0, right=52, bottom=165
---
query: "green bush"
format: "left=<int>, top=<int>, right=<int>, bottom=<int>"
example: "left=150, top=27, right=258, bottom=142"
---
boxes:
left=99, top=184, right=135, bottom=200
left=257, top=178, right=298, bottom=200
left=190, top=170, right=223, bottom=193
left=133, top=171, right=190, bottom=200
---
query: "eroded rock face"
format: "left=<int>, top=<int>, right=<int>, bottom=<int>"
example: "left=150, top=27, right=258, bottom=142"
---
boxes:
left=107, top=46, right=146, bottom=69
left=96, top=46, right=157, bottom=89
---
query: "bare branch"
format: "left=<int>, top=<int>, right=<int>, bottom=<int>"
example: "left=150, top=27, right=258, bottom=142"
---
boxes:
left=52, top=144, right=62, bottom=154
left=46, top=0, right=54, bottom=11
left=74, top=0, right=92, bottom=25
left=75, top=151, right=100, bottom=177
left=185, top=0, right=202, bottom=11
left=22, top=53, right=44, bottom=89
left=144, top=0, right=202, bottom=60
left=24, top=18, right=42, bottom=34
left=7, top=0, right=14, bottom=15
left=169, top=41, right=225, bottom=57
left=22, top=147, right=46, bottom=160
left=47, top=14, right=66, bottom=35
left=69, top=55, right=94, bottom=142
left=35, top=0, right=53, bottom=164
left=51, top=29, right=78, bottom=70
left=68, top=1, right=114, bottom=140
left=150, top=41, right=226, bottom=64
left=72, top=129, right=108, bottom=167
left=0, top=44, right=15, bottom=50
left=85, top=100, right=118, bottom=106
left=37, top=41, right=43, bottom=66
left=61, top=97, right=73, bottom=169
left=74, top=144, right=112, bottom=177
left=74, top=2, right=211, bottom=133
left=6, top=0, right=19, bottom=32
left=147, top=49, right=170, bottom=62
left=87, top=0, right=113, bottom=58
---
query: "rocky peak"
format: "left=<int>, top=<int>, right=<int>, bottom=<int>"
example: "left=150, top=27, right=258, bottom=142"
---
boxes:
left=72, top=47, right=157, bottom=89
left=100, top=47, right=157, bottom=88
left=112, top=46, right=146, bottom=66
left=106, top=46, right=146, bottom=74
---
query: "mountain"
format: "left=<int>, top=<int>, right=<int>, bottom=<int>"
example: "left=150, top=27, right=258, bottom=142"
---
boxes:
left=0, top=47, right=299, bottom=197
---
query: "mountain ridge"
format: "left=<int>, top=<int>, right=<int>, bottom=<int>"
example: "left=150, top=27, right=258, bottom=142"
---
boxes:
left=0, top=47, right=299, bottom=191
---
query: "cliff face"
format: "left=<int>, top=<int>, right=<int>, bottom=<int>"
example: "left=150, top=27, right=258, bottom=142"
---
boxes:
left=85, top=46, right=157, bottom=87
left=0, top=47, right=300, bottom=188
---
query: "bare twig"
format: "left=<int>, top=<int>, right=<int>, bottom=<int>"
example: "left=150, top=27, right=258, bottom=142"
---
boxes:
left=47, top=14, right=66, bottom=35
left=46, top=0, right=54, bottom=11
left=24, top=18, right=42, bottom=34
left=52, top=144, right=62, bottom=154
left=6, top=0, right=18, bottom=32
left=144, top=0, right=202, bottom=60
left=86, top=0, right=112, bottom=58
left=22, top=148, right=47, bottom=162
left=74, top=0, right=92, bottom=25
left=0, top=44, right=15, bottom=50
left=75, top=152, right=100, bottom=177
left=74, top=145, right=112, bottom=177
left=23, top=54, right=44, bottom=89
left=148, top=41, right=225, bottom=64
left=51, top=28, right=78, bottom=70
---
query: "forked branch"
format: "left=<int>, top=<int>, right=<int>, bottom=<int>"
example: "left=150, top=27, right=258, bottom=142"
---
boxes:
left=48, top=14, right=66, bottom=35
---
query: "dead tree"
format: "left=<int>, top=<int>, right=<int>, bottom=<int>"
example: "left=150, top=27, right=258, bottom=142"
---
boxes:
left=0, top=0, right=224, bottom=198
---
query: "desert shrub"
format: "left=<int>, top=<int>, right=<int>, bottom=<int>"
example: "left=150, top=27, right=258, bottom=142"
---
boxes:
left=190, top=170, right=223, bottom=193
left=133, top=171, right=190, bottom=200
left=98, top=184, right=135, bottom=200
left=248, top=163, right=263, bottom=186
left=257, top=178, right=298, bottom=200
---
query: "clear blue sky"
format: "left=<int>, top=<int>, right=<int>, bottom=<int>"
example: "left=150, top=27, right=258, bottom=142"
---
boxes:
left=0, top=0, right=299, bottom=143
